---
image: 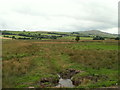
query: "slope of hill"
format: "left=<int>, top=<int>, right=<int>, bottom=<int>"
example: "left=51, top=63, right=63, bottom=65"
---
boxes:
left=77, top=30, right=117, bottom=37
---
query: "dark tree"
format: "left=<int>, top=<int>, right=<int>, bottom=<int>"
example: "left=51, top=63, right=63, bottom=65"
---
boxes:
left=115, top=37, right=120, bottom=40
left=75, top=36, right=80, bottom=42
left=12, top=36, right=16, bottom=39
left=38, top=34, right=41, bottom=36
left=93, top=36, right=105, bottom=40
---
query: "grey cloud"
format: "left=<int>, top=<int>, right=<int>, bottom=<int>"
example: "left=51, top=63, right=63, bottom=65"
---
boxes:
left=0, top=0, right=118, bottom=34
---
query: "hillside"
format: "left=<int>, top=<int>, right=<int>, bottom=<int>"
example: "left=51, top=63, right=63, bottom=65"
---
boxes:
left=1, top=30, right=118, bottom=40
left=77, top=30, right=117, bottom=37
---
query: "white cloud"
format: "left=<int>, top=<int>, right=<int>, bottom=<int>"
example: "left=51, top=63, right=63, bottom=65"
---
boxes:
left=0, top=0, right=119, bottom=34
left=101, top=27, right=118, bottom=34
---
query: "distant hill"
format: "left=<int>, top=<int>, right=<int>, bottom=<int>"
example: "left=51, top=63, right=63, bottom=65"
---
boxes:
left=77, top=30, right=117, bottom=37
left=1, top=30, right=118, bottom=38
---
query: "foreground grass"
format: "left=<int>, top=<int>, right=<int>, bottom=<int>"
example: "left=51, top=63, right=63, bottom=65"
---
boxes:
left=2, top=40, right=119, bottom=88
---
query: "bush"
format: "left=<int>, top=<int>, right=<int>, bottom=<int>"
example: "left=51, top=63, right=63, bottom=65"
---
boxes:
left=75, top=36, right=80, bottom=42
left=93, top=36, right=105, bottom=40
left=12, top=36, right=16, bottom=39
left=115, top=37, right=120, bottom=40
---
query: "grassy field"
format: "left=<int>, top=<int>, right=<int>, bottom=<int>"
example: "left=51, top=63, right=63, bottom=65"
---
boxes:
left=2, top=35, right=93, bottom=40
left=58, top=36, right=93, bottom=40
left=2, top=39, right=119, bottom=88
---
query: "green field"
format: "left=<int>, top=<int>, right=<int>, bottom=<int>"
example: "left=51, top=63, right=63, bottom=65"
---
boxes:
left=2, top=30, right=119, bottom=41
left=2, top=39, right=119, bottom=88
left=58, top=36, right=93, bottom=40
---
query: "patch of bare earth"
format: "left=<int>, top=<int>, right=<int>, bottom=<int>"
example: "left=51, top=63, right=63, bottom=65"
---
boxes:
left=0, top=37, right=12, bottom=39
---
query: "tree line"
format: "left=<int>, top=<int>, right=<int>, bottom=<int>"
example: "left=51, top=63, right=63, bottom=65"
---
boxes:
left=75, top=36, right=120, bottom=42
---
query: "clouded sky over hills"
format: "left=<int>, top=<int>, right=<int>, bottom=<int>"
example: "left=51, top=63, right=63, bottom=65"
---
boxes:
left=0, top=0, right=119, bottom=34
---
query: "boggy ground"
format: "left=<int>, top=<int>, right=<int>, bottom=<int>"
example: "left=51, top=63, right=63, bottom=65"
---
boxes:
left=2, top=39, right=119, bottom=88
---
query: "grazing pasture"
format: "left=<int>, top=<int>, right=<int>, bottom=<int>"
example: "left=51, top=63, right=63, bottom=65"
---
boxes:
left=2, top=39, right=119, bottom=88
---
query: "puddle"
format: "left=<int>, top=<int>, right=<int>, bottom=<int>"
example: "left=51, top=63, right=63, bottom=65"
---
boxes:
left=56, top=74, right=74, bottom=88
left=39, top=69, right=82, bottom=88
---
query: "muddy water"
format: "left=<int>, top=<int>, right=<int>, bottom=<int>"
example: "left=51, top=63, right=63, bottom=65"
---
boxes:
left=56, top=74, right=74, bottom=88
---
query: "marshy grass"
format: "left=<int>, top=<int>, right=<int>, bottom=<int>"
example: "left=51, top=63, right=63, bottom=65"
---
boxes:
left=2, top=40, right=119, bottom=88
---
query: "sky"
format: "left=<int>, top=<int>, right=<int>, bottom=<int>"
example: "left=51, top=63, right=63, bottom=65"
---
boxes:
left=0, top=0, right=119, bottom=34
